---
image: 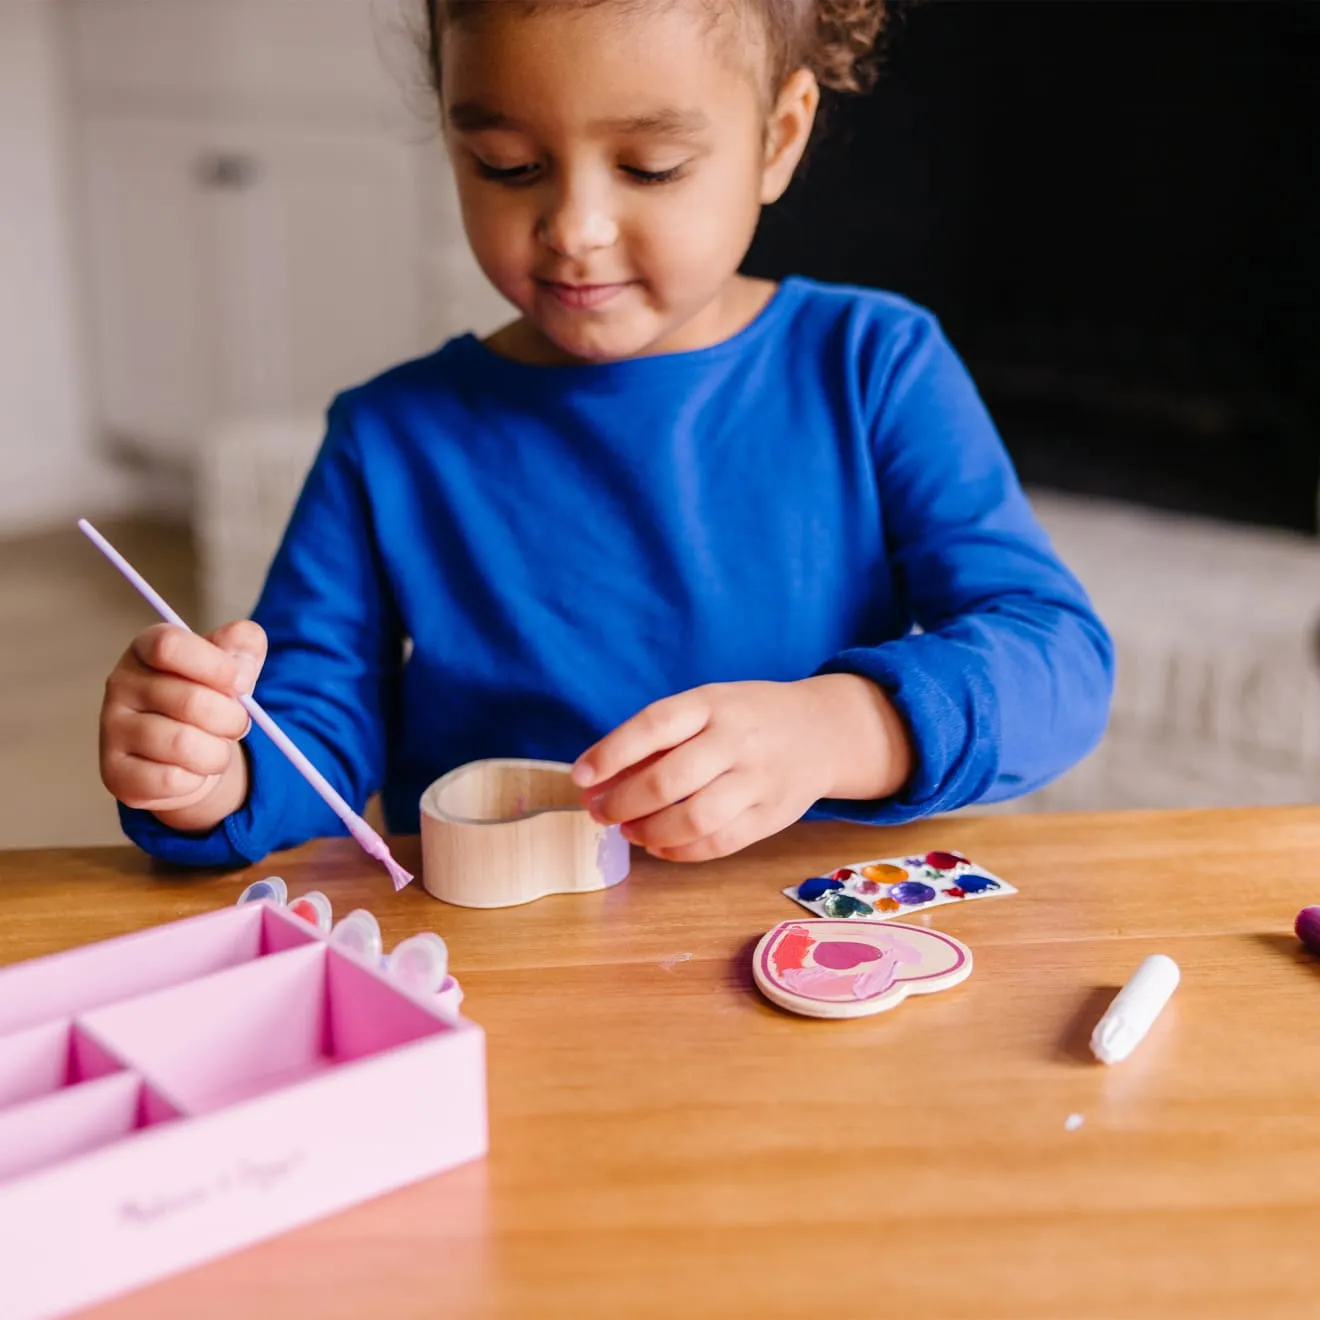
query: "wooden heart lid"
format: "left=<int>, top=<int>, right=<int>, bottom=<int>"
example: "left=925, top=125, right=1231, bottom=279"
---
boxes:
left=753, top=919, right=972, bottom=1019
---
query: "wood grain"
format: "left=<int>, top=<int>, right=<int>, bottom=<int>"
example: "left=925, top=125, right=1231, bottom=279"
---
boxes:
left=3, top=805, right=1319, bottom=1319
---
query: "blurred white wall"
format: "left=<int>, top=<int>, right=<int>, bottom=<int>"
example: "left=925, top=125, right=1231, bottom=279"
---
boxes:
left=0, top=2, right=133, bottom=536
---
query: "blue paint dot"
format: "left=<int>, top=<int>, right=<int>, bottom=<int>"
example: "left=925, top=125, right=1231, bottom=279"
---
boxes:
left=889, top=881, right=938, bottom=905
left=958, top=875, right=1000, bottom=894
left=797, top=876, right=845, bottom=902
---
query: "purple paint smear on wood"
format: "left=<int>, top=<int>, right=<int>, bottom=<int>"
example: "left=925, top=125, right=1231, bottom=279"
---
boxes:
left=597, top=825, right=631, bottom=888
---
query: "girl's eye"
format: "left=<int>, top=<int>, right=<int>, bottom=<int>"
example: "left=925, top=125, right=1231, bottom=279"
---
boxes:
left=622, top=164, right=687, bottom=186
left=474, top=159, right=540, bottom=186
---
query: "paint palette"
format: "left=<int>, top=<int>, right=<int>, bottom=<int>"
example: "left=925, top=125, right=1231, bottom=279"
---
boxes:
left=753, top=919, right=972, bottom=1019
left=236, top=877, right=465, bottom=1014
left=0, top=901, right=486, bottom=1320
left=784, top=850, right=1015, bottom=921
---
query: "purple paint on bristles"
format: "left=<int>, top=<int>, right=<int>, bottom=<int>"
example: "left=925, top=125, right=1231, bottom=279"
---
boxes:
left=1295, top=906, right=1320, bottom=956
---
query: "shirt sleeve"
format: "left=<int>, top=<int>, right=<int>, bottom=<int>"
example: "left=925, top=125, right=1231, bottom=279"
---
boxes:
left=810, top=312, right=1115, bottom=824
left=118, top=398, right=402, bottom=867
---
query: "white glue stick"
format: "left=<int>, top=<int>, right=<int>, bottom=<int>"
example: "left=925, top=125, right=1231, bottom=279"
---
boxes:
left=1090, top=954, right=1180, bottom=1065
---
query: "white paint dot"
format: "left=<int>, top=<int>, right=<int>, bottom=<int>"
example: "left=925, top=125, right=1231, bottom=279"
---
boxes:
left=1064, top=1113, right=1085, bottom=1132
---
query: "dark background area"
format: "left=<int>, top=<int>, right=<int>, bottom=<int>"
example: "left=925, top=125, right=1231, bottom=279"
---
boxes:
left=745, top=0, right=1320, bottom=533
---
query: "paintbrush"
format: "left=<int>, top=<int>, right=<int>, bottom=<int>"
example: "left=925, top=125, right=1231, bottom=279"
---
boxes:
left=79, top=519, right=414, bottom=891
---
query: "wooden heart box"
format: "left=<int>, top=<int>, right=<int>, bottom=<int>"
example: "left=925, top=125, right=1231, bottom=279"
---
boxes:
left=419, top=758, right=631, bottom=908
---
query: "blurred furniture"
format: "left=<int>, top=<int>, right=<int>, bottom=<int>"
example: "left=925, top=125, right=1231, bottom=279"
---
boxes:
left=66, top=0, right=507, bottom=471
left=196, top=414, right=1320, bottom=811
left=194, top=413, right=323, bottom=628
left=6, top=805, right=1320, bottom=1317
left=1021, top=491, right=1320, bottom=811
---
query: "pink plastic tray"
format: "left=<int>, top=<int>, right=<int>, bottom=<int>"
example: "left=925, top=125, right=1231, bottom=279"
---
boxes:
left=0, top=901, right=487, bottom=1320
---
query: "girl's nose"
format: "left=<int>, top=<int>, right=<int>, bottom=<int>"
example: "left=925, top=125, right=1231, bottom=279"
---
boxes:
left=537, top=185, right=619, bottom=258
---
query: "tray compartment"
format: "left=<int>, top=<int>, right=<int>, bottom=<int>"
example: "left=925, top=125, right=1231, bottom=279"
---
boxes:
left=0, top=1020, right=135, bottom=1112
left=0, top=1072, right=179, bottom=1185
left=0, top=903, right=319, bottom=1037
left=79, top=943, right=455, bottom=1114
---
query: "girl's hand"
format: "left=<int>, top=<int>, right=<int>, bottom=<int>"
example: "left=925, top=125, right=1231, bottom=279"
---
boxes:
left=571, top=675, right=912, bottom=862
left=99, top=620, right=267, bottom=831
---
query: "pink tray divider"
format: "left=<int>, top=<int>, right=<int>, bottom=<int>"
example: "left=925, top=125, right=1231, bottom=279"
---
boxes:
left=0, top=903, right=320, bottom=1039
left=0, top=1015, right=486, bottom=1320
left=0, top=1071, right=180, bottom=1185
left=77, top=941, right=458, bottom=1117
left=0, top=901, right=487, bottom=1320
left=0, top=1018, right=148, bottom=1113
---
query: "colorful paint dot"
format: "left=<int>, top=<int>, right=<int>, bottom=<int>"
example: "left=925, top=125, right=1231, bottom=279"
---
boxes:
left=830, top=868, right=857, bottom=883
left=861, top=863, right=908, bottom=885
left=889, top=881, right=938, bottom=906
left=856, top=879, right=882, bottom=896
left=944, top=886, right=966, bottom=899
left=957, top=875, right=1000, bottom=894
left=820, top=891, right=873, bottom=919
left=798, top=876, right=845, bottom=902
left=925, top=851, right=967, bottom=872
left=236, top=876, right=287, bottom=906
left=812, top=940, right=883, bottom=971
left=875, top=897, right=902, bottom=913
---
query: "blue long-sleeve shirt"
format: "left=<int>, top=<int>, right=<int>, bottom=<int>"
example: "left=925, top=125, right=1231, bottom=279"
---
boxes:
left=120, top=277, right=1113, bottom=867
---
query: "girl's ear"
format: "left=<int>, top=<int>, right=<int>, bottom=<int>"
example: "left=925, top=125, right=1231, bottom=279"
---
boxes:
left=760, top=68, right=820, bottom=204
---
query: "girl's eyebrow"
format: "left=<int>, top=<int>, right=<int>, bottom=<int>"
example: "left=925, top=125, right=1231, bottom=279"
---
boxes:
left=600, top=109, right=711, bottom=138
left=448, top=102, right=520, bottom=132
left=447, top=102, right=710, bottom=138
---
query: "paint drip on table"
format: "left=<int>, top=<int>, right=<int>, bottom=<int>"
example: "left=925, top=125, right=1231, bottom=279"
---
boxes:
left=784, top=851, right=1015, bottom=922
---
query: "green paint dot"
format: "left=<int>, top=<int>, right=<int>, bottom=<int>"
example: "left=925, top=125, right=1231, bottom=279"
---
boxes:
left=820, top=891, right=873, bottom=919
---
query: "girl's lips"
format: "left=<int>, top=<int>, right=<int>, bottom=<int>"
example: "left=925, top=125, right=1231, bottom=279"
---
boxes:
left=538, top=281, right=633, bottom=310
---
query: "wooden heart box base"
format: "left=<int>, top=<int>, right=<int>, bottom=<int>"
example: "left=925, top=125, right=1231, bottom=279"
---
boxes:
left=419, top=758, right=631, bottom=909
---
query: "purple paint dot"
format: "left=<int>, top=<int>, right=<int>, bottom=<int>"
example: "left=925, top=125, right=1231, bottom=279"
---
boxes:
left=889, top=881, right=937, bottom=906
left=813, top=940, right=883, bottom=971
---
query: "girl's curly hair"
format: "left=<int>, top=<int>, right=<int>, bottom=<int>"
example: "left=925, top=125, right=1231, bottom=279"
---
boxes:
left=426, top=1, right=888, bottom=98
left=769, top=0, right=888, bottom=94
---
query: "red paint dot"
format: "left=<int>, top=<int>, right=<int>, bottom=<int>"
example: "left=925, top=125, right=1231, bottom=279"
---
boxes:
left=831, top=868, right=856, bottom=882
left=925, top=851, right=966, bottom=871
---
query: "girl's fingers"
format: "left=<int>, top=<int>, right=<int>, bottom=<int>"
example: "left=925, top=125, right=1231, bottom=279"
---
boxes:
left=119, top=673, right=250, bottom=740
left=573, top=689, right=713, bottom=790
left=620, top=771, right=759, bottom=852
left=131, top=624, right=245, bottom=694
left=646, top=804, right=776, bottom=864
left=102, top=750, right=216, bottom=812
left=115, top=710, right=235, bottom=779
left=587, top=734, right=732, bottom=825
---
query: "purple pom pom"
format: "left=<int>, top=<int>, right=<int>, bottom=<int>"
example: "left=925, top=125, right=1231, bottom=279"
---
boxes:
left=1295, top=906, right=1320, bottom=956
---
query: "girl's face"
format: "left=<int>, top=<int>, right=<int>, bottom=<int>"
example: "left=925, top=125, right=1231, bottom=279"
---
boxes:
left=440, top=1, right=817, bottom=364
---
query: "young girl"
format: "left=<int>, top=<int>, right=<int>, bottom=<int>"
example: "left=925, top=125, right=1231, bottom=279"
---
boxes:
left=98, top=0, right=1113, bottom=870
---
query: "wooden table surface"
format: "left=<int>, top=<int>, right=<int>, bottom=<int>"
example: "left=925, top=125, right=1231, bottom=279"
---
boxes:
left=4, top=806, right=1320, bottom=1320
